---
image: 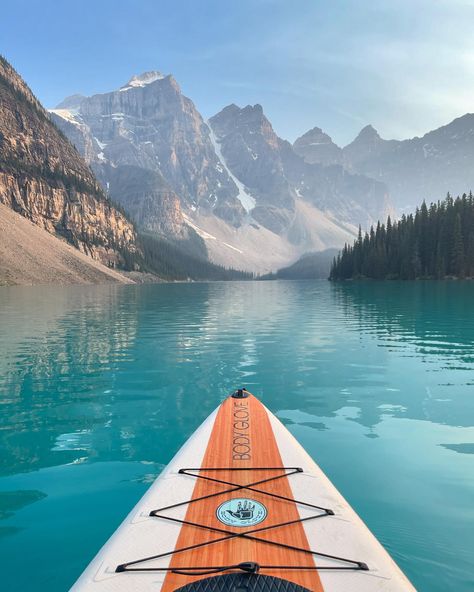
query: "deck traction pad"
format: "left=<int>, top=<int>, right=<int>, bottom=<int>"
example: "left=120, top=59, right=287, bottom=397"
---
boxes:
left=175, top=573, right=312, bottom=592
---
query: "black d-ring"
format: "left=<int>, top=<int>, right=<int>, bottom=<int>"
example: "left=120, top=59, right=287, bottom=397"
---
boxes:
left=231, top=388, right=249, bottom=398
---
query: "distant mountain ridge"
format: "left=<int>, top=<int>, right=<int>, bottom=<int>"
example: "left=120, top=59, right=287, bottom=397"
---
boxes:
left=263, top=249, right=338, bottom=280
left=51, top=72, right=392, bottom=273
left=294, top=116, right=474, bottom=212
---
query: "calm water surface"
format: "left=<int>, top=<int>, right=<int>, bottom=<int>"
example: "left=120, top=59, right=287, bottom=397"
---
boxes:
left=0, top=281, right=473, bottom=591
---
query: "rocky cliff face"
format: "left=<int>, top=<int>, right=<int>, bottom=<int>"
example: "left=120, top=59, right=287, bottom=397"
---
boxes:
left=103, top=164, right=185, bottom=237
left=209, top=104, right=391, bottom=234
left=0, top=56, right=140, bottom=268
left=209, top=104, right=295, bottom=234
left=51, top=72, right=246, bottom=232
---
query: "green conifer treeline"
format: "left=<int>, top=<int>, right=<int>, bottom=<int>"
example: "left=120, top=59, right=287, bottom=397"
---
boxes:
left=330, top=193, right=474, bottom=280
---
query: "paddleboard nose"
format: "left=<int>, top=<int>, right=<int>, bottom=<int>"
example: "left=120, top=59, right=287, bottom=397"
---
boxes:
left=231, top=387, right=249, bottom=398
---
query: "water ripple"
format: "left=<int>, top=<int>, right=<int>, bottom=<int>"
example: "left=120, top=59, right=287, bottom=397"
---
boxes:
left=0, top=281, right=473, bottom=591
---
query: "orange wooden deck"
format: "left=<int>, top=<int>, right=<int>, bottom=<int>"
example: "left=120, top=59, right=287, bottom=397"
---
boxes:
left=161, top=393, right=323, bottom=591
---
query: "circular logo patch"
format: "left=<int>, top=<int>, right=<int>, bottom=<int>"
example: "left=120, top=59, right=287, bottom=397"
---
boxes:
left=216, top=498, right=267, bottom=527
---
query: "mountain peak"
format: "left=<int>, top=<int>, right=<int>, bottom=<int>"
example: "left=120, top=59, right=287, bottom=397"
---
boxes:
left=356, top=124, right=380, bottom=140
left=307, top=126, right=324, bottom=135
left=293, top=126, right=342, bottom=166
left=294, top=126, right=337, bottom=147
left=122, top=71, right=165, bottom=89
left=55, top=93, right=85, bottom=111
left=218, top=104, right=240, bottom=114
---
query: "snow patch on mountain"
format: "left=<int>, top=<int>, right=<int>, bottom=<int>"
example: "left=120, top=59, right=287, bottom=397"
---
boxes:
left=120, top=71, right=165, bottom=91
left=183, top=214, right=243, bottom=254
left=94, top=137, right=107, bottom=150
left=49, top=109, right=80, bottom=126
left=183, top=213, right=217, bottom=241
left=207, top=122, right=256, bottom=212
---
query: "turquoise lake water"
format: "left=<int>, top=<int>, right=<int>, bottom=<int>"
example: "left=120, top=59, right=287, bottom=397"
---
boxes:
left=0, top=280, right=473, bottom=591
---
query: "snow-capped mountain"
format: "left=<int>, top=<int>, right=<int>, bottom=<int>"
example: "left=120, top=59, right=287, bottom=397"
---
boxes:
left=51, top=71, right=245, bottom=234
left=51, top=71, right=392, bottom=272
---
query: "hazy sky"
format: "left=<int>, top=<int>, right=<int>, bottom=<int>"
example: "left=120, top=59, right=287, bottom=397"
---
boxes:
left=3, top=0, right=474, bottom=145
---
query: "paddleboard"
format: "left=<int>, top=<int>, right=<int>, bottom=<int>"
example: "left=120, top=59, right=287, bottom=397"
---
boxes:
left=71, top=389, right=416, bottom=591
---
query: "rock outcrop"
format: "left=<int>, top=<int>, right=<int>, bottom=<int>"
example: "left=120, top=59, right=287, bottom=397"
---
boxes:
left=0, top=56, right=141, bottom=269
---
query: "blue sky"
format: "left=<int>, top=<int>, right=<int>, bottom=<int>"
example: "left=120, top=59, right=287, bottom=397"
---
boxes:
left=3, top=0, right=474, bottom=145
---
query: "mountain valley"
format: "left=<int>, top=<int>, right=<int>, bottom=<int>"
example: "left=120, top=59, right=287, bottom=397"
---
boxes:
left=51, top=72, right=392, bottom=272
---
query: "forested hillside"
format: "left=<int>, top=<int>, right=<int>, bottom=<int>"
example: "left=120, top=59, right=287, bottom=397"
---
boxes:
left=330, top=193, right=474, bottom=280
left=141, top=233, right=254, bottom=281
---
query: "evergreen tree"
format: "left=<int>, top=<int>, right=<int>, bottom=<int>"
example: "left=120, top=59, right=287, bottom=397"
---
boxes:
left=466, top=232, right=474, bottom=278
left=451, top=213, right=465, bottom=277
left=329, top=193, right=474, bottom=281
